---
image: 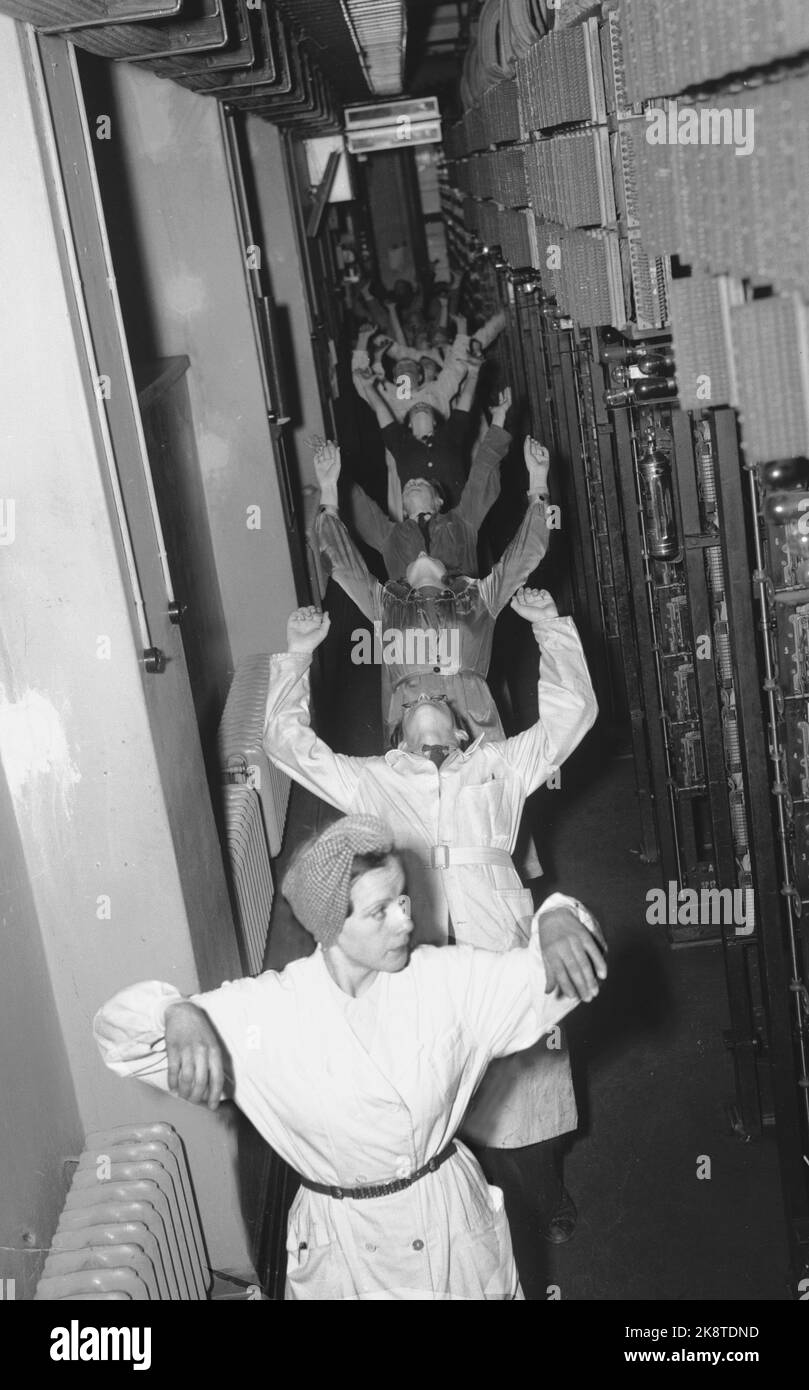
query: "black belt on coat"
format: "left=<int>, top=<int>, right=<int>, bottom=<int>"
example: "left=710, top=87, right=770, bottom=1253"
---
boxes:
left=297, top=1142, right=457, bottom=1200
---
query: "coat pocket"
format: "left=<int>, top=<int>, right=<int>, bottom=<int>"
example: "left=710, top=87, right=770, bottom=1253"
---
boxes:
left=451, top=1183, right=519, bottom=1299
left=284, top=1200, right=348, bottom=1301
left=455, top=778, right=509, bottom=841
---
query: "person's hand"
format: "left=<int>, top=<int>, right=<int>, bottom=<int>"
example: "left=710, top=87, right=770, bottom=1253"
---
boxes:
left=491, top=385, right=512, bottom=426
left=357, top=325, right=375, bottom=349
left=352, top=366, right=375, bottom=398
left=165, top=1002, right=227, bottom=1111
left=510, top=584, right=558, bottom=625
left=536, top=907, right=608, bottom=1001
left=287, top=606, right=332, bottom=654
left=313, top=440, right=341, bottom=492
left=524, top=436, right=550, bottom=494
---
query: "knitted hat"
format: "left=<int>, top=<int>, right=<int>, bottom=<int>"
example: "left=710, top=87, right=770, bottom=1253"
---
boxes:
left=282, top=815, right=395, bottom=949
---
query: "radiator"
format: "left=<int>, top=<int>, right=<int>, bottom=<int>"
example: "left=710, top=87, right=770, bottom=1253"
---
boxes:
left=34, top=1123, right=210, bottom=1301
left=224, top=785, right=275, bottom=976
left=218, top=653, right=291, bottom=974
left=218, top=653, right=290, bottom=857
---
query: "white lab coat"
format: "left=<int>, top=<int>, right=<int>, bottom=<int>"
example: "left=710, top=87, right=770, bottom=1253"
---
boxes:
left=262, top=615, right=598, bottom=1148
left=93, top=904, right=589, bottom=1301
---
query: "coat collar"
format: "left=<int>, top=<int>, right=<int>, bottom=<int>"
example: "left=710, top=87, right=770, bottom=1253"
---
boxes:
left=384, top=734, right=485, bottom=769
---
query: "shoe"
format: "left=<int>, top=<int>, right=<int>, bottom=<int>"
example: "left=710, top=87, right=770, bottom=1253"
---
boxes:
left=542, top=1188, right=577, bottom=1245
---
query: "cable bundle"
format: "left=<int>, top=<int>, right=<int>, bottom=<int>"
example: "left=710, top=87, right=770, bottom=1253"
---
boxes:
left=462, top=0, right=550, bottom=105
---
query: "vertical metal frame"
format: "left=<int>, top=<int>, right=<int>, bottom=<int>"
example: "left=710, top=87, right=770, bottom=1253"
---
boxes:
left=713, top=409, right=809, bottom=1282
left=612, top=406, right=681, bottom=887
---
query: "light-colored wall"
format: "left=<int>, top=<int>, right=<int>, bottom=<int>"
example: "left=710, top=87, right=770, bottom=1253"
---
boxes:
left=0, top=761, right=84, bottom=1299
left=103, top=61, right=300, bottom=659
left=0, top=21, right=254, bottom=1281
left=245, top=118, right=327, bottom=492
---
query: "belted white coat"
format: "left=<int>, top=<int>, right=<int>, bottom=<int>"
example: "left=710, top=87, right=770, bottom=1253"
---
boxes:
left=93, top=905, right=589, bottom=1301
left=262, top=615, right=598, bottom=1148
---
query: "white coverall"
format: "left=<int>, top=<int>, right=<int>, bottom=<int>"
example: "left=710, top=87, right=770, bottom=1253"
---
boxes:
left=262, top=614, right=598, bottom=1149
left=94, top=902, right=591, bottom=1301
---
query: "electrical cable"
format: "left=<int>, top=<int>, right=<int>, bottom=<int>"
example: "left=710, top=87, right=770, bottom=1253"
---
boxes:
left=462, top=0, right=551, bottom=108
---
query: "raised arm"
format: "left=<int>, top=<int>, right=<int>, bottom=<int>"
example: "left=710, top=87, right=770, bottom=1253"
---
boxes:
left=453, top=356, right=482, bottom=415
left=471, top=308, right=507, bottom=353
left=313, top=442, right=381, bottom=623
left=429, top=318, right=471, bottom=411
left=501, top=586, right=598, bottom=794
left=479, top=437, right=551, bottom=614
left=263, top=608, right=367, bottom=812
left=353, top=366, right=396, bottom=429
left=453, top=388, right=514, bottom=532
left=358, top=282, right=394, bottom=335
left=349, top=483, right=395, bottom=557
left=385, top=299, right=407, bottom=346
left=314, top=511, right=383, bottom=627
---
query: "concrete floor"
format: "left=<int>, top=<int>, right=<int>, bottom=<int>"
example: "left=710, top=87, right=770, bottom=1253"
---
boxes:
left=264, top=573, right=792, bottom=1303
left=540, top=754, right=790, bottom=1302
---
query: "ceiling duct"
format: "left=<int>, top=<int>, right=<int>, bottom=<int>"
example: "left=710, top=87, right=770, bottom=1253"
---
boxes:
left=340, top=0, right=406, bottom=96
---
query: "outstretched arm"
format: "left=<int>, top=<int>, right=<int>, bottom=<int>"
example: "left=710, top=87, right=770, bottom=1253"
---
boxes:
left=93, top=982, right=232, bottom=1108
left=501, top=586, right=598, bottom=794
left=428, top=320, right=471, bottom=413
left=453, top=392, right=514, bottom=533
left=315, top=505, right=383, bottom=625
left=313, top=439, right=341, bottom=512
left=349, top=483, right=395, bottom=557
left=471, top=308, right=507, bottom=353
left=353, top=367, right=396, bottom=429
left=263, top=608, right=367, bottom=811
left=478, top=437, right=552, bottom=614
left=454, top=357, right=482, bottom=415
left=437, top=894, right=607, bottom=1068
left=385, top=300, right=407, bottom=346
left=94, top=973, right=297, bottom=1119
left=479, top=502, right=550, bottom=616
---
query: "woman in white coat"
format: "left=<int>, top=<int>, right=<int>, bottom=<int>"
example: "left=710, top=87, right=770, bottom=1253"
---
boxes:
left=94, top=815, right=607, bottom=1301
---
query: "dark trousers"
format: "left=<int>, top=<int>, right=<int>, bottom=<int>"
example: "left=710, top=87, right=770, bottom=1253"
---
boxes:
left=473, top=1137, right=565, bottom=1300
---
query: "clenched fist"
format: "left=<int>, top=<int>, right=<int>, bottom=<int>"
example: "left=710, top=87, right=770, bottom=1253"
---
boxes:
left=287, top=606, right=332, bottom=654
left=524, top=437, right=550, bottom=496
left=491, top=386, right=512, bottom=428
left=510, top=584, right=558, bottom=625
